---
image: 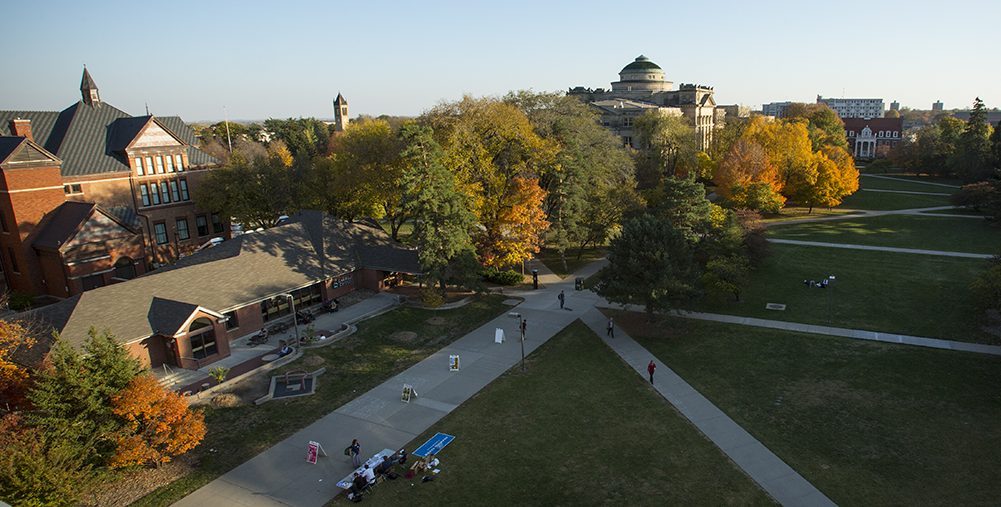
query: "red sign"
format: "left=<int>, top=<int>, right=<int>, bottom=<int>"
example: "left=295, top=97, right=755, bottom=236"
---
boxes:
left=306, top=441, right=320, bottom=464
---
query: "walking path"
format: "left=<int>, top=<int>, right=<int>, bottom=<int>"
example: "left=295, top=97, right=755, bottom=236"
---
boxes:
left=859, top=188, right=951, bottom=196
left=579, top=308, right=836, bottom=507
left=862, top=174, right=961, bottom=188
left=766, top=238, right=995, bottom=259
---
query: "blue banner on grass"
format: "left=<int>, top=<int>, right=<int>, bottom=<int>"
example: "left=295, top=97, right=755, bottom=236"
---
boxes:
left=413, top=432, right=455, bottom=457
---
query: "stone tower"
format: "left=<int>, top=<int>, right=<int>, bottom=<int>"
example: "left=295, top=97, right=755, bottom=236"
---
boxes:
left=333, top=93, right=348, bottom=132
left=81, top=67, right=101, bottom=106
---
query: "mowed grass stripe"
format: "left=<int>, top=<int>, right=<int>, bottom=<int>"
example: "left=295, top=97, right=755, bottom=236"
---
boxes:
left=696, top=244, right=992, bottom=344
left=347, top=321, right=773, bottom=506
left=767, top=214, right=1001, bottom=255
left=613, top=312, right=1001, bottom=506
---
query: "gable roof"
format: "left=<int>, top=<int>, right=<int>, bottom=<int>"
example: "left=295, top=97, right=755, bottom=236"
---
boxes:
left=0, top=136, right=61, bottom=167
left=31, top=201, right=139, bottom=251
left=21, top=211, right=419, bottom=351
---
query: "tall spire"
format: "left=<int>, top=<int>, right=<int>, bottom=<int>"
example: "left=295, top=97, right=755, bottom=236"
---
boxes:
left=333, top=92, right=349, bottom=132
left=80, top=66, right=100, bottom=106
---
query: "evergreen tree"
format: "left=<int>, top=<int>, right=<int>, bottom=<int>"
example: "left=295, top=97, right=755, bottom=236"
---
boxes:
left=990, top=120, right=1001, bottom=172
left=951, top=98, right=993, bottom=182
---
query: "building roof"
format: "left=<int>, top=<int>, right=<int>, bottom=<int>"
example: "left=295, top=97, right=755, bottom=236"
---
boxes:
left=80, top=68, right=98, bottom=92
left=842, top=117, right=903, bottom=132
left=621, top=55, right=662, bottom=72
left=0, top=136, right=61, bottom=168
left=20, top=211, right=419, bottom=353
left=31, top=201, right=138, bottom=251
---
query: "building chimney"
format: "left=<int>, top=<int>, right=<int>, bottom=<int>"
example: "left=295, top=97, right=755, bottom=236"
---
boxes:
left=10, top=118, right=33, bottom=142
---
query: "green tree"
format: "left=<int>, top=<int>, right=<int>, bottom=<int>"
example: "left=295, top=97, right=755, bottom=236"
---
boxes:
left=27, top=329, right=143, bottom=466
left=399, top=124, right=478, bottom=292
left=950, top=98, right=994, bottom=182
left=595, top=214, right=699, bottom=319
left=702, top=255, right=750, bottom=304
left=263, top=118, right=330, bottom=160
left=783, top=103, right=849, bottom=151
left=650, top=174, right=712, bottom=243
left=633, top=112, right=699, bottom=188
left=0, top=414, right=91, bottom=507
left=194, top=150, right=300, bottom=229
left=990, top=120, right=1001, bottom=171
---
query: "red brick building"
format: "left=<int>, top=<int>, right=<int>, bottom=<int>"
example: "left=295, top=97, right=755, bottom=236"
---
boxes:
left=843, top=117, right=903, bottom=159
left=22, top=211, right=419, bottom=370
left=0, top=69, right=222, bottom=298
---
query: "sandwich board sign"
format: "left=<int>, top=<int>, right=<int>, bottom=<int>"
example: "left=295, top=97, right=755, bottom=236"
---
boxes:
left=494, top=328, right=505, bottom=344
left=449, top=354, right=460, bottom=371
left=402, top=383, right=415, bottom=403
left=306, top=440, right=326, bottom=464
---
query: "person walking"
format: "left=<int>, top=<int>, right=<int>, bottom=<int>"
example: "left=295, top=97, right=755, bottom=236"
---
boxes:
left=607, top=317, right=614, bottom=338
left=558, top=290, right=565, bottom=310
left=349, top=438, right=361, bottom=467
left=647, top=360, right=656, bottom=384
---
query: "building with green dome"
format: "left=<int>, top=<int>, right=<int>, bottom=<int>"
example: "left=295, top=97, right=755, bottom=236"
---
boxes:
left=569, top=55, right=731, bottom=151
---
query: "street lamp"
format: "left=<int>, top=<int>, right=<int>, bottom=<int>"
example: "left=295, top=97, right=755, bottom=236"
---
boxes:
left=826, top=275, right=836, bottom=325
left=279, top=293, right=301, bottom=348
left=519, top=318, right=527, bottom=372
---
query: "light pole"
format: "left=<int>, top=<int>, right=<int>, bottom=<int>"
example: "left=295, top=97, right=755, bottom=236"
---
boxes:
left=280, top=293, right=301, bottom=348
left=826, top=275, right=835, bottom=325
left=519, top=318, right=527, bottom=372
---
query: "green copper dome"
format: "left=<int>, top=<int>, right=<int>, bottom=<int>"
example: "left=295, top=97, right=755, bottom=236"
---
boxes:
left=621, top=55, right=662, bottom=72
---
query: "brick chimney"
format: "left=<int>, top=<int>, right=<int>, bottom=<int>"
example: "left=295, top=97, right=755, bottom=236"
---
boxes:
left=10, top=118, right=33, bottom=142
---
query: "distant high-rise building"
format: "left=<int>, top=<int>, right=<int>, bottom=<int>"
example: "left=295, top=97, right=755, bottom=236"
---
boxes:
left=333, top=93, right=349, bottom=132
left=890, top=100, right=900, bottom=111
left=817, top=95, right=884, bottom=119
left=761, top=101, right=793, bottom=118
left=932, top=101, right=944, bottom=112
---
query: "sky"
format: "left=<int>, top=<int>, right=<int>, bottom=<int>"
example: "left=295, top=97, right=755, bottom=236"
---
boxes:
left=2, top=0, right=998, bottom=123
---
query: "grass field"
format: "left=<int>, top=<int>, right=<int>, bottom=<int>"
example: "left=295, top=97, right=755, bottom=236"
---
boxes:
left=760, top=207, right=861, bottom=224
left=837, top=189, right=952, bottom=210
left=610, top=312, right=1001, bottom=506
left=535, top=246, right=607, bottom=278
left=696, top=243, right=993, bottom=343
left=335, top=321, right=772, bottom=506
left=767, top=214, right=1001, bottom=254
left=857, top=175, right=959, bottom=194
left=131, top=295, right=512, bottom=507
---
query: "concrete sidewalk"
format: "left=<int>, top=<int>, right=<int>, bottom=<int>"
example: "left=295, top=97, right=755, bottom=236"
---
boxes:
left=579, top=308, right=836, bottom=507
left=767, top=238, right=994, bottom=259
left=174, top=281, right=582, bottom=507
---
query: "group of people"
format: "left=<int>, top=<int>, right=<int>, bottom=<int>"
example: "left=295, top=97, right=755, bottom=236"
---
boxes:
left=346, top=439, right=408, bottom=500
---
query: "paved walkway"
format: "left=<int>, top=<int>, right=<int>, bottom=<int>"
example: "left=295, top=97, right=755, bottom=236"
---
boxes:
left=767, top=238, right=995, bottom=259
left=578, top=308, right=836, bottom=507
left=859, top=188, right=951, bottom=196
left=862, top=174, right=961, bottom=188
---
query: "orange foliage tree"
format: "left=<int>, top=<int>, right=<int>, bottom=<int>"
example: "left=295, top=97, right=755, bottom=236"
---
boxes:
left=714, top=139, right=786, bottom=212
left=110, top=375, right=205, bottom=468
left=0, top=320, right=35, bottom=408
left=479, top=176, right=550, bottom=268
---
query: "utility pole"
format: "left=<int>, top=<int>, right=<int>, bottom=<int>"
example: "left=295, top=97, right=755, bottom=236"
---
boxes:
left=519, top=318, right=527, bottom=371
left=223, top=106, right=233, bottom=154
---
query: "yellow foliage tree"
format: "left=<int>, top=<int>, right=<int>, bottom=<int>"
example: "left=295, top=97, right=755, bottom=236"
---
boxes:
left=110, top=375, right=205, bottom=468
left=0, top=320, right=34, bottom=408
left=479, top=177, right=550, bottom=268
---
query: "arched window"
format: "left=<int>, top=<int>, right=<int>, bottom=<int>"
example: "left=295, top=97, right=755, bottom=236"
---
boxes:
left=113, top=256, right=136, bottom=280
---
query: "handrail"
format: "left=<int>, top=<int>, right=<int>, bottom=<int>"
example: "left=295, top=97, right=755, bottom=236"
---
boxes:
left=179, top=356, right=200, bottom=369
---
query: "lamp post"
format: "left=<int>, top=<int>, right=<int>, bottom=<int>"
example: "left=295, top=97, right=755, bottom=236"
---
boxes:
left=826, top=275, right=836, bottom=325
left=280, top=293, right=301, bottom=348
left=519, top=318, right=527, bottom=372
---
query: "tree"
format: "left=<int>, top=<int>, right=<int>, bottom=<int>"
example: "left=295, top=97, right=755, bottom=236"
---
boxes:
left=0, top=414, right=91, bottom=507
left=951, top=98, right=994, bottom=182
left=633, top=112, right=699, bottom=188
left=194, top=150, right=301, bottom=229
left=970, top=256, right=1001, bottom=316
left=714, top=138, right=785, bottom=212
left=702, top=255, right=750, bottom=304
left=595, top=214, right=700, bottom=319
left=0, top=320, right=34, bottom=409
left=27, top=329, right=143, bottom=466
left=795, top=147, right=860, bottom=212
left=506, top=91, right=643, bottom=270
left=399, top=124, right=477, bottom=292
left=742, top=116, right=816, bottom=202
left=783, top=103, right=849, bottom=151
left=110, top=375, right=206, bottom=468
left=990, top=120, right=1001, bottom=171
left=479, top=176, right=549, bottom=268
left=650, top=174, right=713, bottom=243
left=262, top=118, right=330, bottom=161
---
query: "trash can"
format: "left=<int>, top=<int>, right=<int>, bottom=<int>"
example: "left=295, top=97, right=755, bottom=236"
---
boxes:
left=575, top=277, right=584, bottom=291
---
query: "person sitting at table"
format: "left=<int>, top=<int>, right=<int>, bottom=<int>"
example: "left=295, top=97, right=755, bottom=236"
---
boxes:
left=375, top=454, right=394, bottom=475
left=397, top=448, right=408, bottom=465
left=349, top=472, right=367, bottom=497
left=361, top=463, right=376, bottom=485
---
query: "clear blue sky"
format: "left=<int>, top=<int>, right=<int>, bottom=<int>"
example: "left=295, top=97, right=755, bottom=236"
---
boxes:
left=2, top=0, right=997, bottom=122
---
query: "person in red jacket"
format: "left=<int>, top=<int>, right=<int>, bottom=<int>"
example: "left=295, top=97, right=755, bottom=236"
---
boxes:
left=647, top=360, right=656, bottom=384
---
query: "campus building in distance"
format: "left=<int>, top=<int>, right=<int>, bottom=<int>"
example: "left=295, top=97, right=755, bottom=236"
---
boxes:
left=817, top=95, right=885, bottom=119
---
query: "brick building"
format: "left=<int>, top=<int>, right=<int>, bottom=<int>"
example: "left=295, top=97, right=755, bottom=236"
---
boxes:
left=19, top=211, right=419, bottom=371
left=843, top=117, right=903, bottom=159
left=0, top=69, right=222, bottom=298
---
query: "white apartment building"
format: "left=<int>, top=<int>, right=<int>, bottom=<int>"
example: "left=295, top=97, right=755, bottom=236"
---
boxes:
left=816, top=95, right=884, bottom=119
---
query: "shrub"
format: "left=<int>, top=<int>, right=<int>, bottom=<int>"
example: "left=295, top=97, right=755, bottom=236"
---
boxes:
left=208, top=366, right=229, bottom=384
left=419, top=287, right=444, bottom=308
left=865, top=158, right=894, bottom=173
left=6, top=291, right=33, bottom=311
left=481, top=267, right=523, bottom=286
left=951, top=181, right=998, bottom=211
left=970, top=256, right=1001, bottom=315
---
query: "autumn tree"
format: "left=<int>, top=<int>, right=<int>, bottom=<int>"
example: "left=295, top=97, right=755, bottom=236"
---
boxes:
left=110, top=375, right=205, bottom=468
left=0, top=320, right=34, bottom=409
left=714, top=138, right=785, bottom=212
left=422, top=97, right=556, bottom=267
left=399, top=124, right=478, bottom=291
left=783, top=103, right=849, bottom=151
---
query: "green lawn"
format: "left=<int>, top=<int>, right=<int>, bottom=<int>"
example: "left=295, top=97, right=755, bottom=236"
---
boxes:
left=536, top=246, right=607, bottom=278
left=337, top=321, right=772, bottom=506
left=130, top=295, right=513, bottom=507
left=696, top=243, right=993, bottom=344
left=611, top=312, right=1001, bottom=506
left=767, top=214, right=1001, bottom=254
left=837, top=189, right=952, bottom=210
left=760, top=207, right=861, bottom=224
left=857, top=175, right=959, bottom=194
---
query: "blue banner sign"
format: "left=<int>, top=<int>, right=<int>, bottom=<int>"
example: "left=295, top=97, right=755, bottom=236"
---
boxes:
left=413, top=432, right=455, bottom=457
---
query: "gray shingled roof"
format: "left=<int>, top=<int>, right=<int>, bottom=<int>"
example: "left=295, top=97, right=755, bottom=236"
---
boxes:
left=22, top=211, right=419, bottom=352
left=0, top=137, right=26, bottom=162
left=32, top=201, right=139, bottom=251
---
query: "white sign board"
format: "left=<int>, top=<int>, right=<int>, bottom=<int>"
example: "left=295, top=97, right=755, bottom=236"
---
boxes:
left=449, top=354, right=460, bottom=371
left=494, top=328, right=505, bottom=344
left=402, top=383, right=414, bottom=403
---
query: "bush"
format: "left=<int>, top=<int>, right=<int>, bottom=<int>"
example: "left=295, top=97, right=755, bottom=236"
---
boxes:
left=971, top=256, right=1001, bottom=315
left=481, top=267, right=523, bottom=286
left=6, top=291, right=33, bottom=311
left=865, top=158, right=894, bottom=173
left=951, top=181, right=998, bottom=211
left=419, top=287, right=444, bottom=308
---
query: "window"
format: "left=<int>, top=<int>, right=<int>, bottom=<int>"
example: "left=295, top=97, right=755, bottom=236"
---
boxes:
left=196, top=215, right=208, bottom=236
left=160, top=182, right=171, bottom=204
left=176, top=218, right=190, bottom=240
left=135, top=157, right=144, bottom=175
left=145, top=156, right=153, bottom=173
left=153, top=222, right=168, bottom=245
left=63, top=184, right=82, bottom=195
left=113, top=256, right=136, bottom=280
left=165, top=155, right=174, bottom=172
left=211, top=213, right=224, bottom=233
left=623, top=117, right=634, bottom=127
left=179, top=179, right=189, bottom=201
left=224, top=311, right=239, bottom=330
left=150, top=183, right=161, bottom=205
left=155, top=156, right=164, bottom=173
left=175, top=154, right=184, bottom=171
left=170, top=181, right=180, bottom=202
left=81, top=273, right=104, bottom=291
left=7, top=247, right=18, bottom=273
left=189, top=320, right=218, bottom=360
left=140, top=184, right=151, bottom=206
